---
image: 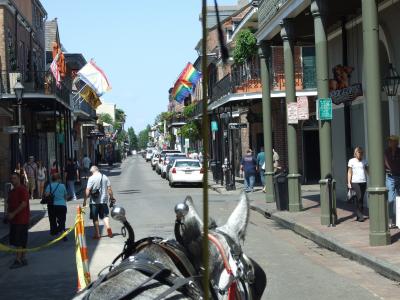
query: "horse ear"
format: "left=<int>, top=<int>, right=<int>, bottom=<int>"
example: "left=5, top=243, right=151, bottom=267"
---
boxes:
left=180, top=196, right=204, bottom=257
left=217, top=192, right=250, bottom=245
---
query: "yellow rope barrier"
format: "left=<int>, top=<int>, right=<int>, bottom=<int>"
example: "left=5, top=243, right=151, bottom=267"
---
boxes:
left=0, top=206, right=85, bottom=253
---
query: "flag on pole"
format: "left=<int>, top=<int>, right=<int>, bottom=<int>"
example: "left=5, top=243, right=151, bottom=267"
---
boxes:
left=172, top=62, right=201, bottom=103
left=50, top=53, right=61, bottom=88
left=77, top=60, right=111, bottom=96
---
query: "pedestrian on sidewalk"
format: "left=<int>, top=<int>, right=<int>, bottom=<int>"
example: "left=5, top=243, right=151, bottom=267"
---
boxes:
left=241, top=149, right=258, bottom=193
left=65, top=158, right=79, bottom=201
left=257, top=147, right=266, bottom=192
left=7, top=172, right=30, bottom=269
left=347, top=146, right=368, bottom=222
left=83, top=166, right=116, bottom=239
left=44, top=173, right=68, bottom=240
left=24, top=156, right=37, bottom=200
left=384, top=135, right=400, bottom=229
left=36, top=160, right=47, bottom=200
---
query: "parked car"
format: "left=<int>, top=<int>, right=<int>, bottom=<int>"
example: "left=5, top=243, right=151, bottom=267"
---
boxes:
left=168, top=159, right=203, bottom=187
left=156, top=150, right=182, bottom=174
left=161, top=153, right=187, bottom=178
left=151, top=152, right=160, bottom=170
left=145, top=148, right=155, bottom=162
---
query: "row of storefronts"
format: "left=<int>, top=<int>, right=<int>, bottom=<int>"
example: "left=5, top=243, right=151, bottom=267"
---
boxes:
left=0, top=1, right=101, bottom=195
left=167, top=0, right=400, bottom=246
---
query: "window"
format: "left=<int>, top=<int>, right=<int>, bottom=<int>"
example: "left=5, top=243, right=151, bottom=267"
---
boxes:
left=175, top=161, right=201, bottom=168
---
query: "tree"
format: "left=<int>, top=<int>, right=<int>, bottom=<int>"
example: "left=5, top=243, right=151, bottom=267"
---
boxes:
left=138, top=124, right=151, bottom=149
left=128, top=127, right=138, bottom=150
left=233, top=29, right=257, bottom=65
left=114, top=108, right=126, bottom=131
left=98, top=113, right=113, bottom=125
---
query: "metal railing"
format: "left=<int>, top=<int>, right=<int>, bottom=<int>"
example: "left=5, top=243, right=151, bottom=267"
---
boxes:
left=0, top=70, right=71, bottom=106
left=75, top=97, right=96, bottom=118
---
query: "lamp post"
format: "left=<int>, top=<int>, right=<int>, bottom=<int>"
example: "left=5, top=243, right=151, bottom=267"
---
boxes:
left=14, top=78, right=25, bottom=163
left=383, top=63, right=400, bottom=135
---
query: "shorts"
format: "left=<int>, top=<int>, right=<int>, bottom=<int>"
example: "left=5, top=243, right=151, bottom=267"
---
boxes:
left=9, top=224, right=28, bottom=248
left=27, top=177, right=35, bottom=191
left=90, top=203, right=109, bottom=221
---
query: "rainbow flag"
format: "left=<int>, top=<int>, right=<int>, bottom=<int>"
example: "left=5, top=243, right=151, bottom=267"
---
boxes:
left=172, top=63, right=201, bottom=103
left=179, top=62, right=202, bottom=86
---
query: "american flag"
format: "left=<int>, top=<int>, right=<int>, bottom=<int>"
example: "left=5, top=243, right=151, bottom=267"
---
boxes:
left=50, top=53, right=61, bottom=88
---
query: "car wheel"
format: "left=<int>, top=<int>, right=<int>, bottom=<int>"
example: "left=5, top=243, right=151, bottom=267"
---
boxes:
left=161, top=172, right=165, bottom=179
left=169, top=181, right=174, bottom=187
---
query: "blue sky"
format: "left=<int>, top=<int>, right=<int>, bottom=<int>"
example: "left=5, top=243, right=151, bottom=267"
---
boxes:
left=41, top=0, right=238, bottom=133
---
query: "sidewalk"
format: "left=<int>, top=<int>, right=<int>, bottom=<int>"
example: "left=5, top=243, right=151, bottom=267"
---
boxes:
left=0, top=162, right=121, bottom=243
left=208, top=174, right=400, bottom=282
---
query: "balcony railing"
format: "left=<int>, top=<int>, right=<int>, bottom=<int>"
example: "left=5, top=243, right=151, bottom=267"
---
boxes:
left=74, top=97, right=96, bottom=118
left=0, top=70, right=71, bottom=106
left=209, top=60, right=316, bottom=103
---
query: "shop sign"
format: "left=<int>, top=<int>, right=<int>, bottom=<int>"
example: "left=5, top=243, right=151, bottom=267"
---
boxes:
left=228, top=123, right=247, bottom=129
left=211, top=121, right=218, bottom=132
left=297, top=97, right=309, bottom=120
left=329, top=83, right=363, bottom=105
left=287, top=102, right=298, bottom=124
left=2, top=125, right=25, bottom=134
left=317, top=98, right=333, bottom=120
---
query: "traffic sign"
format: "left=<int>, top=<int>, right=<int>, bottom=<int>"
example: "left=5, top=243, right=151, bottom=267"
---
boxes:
left=318, top=98, right=333, bottom=120
left=228, top=123, right=247, bottom=129
left=2, top=125, right=25, bottom=134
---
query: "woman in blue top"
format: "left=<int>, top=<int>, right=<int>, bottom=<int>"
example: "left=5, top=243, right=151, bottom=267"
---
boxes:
left=44, top=173, right=68, bottom=239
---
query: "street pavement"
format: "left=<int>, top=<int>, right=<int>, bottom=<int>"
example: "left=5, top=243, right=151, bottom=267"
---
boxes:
left=0, top=156, right=399, bottom=299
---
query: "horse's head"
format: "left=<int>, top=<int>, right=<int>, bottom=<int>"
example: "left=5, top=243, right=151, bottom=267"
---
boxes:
left=175, top=192, right=266, bottom=298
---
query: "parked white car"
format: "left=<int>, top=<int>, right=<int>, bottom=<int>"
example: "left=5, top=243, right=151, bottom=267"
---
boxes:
left=168, top=159, right=203, bottom=187
left=161, top=153, right=187, bottom=178
left=156, top=150, right=182, bottom=175
left=151, top=152, right=160, bottom=170
left=145, top=148, right=155, bottom=162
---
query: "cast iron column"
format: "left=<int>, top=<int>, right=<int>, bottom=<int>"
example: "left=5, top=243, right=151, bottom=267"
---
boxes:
left=362, top=0, right=390, bottom=246
left=281, top=19, right=302, bottom=211
left=259, top=40, right=274, bottom=202
left=312, top=0, right=335, bottom=225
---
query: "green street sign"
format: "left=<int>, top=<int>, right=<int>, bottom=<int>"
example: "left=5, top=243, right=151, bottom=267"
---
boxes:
left=211, top=121, right=218, bottom=132
left=318, top=98, right=333, bottom=120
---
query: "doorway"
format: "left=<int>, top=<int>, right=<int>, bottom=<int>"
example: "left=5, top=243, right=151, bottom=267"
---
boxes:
left=303, top=129, right=320, bottom=183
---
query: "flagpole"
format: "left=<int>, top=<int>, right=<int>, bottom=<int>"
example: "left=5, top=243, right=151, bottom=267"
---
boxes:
left=72, top=83, right=88, bottom=106
left=201, top=0, right=209, bottom=298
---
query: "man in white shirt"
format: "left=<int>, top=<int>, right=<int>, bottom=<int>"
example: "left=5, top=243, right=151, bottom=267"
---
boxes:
left=83, top=166, right=116, bottom=239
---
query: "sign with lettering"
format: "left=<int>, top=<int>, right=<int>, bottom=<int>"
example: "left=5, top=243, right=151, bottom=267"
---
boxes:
left=228, top=123, right=247, bottom=129
left=287, top=102, right=298, bottom=124
left=297, top=96, right=309, bottom=120
left=329, top=83, right=363, bottom=104
left=317, top=98, right=333, bottom=120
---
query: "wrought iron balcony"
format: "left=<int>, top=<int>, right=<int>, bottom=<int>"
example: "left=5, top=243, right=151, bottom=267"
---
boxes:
left=0, top=70, right=71, bottom=106
left=74, top=97, right=96, bottom=119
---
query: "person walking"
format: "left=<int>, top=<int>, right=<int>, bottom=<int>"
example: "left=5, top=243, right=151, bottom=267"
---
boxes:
left=24, top=156, right=37, bottom=199
left=36, top=160, right=47, bottom=199
left=82, top=154, right=91, bottom=178
left=347, top=146, right=368, bottom=222
left=65, top=158, right=79, bottom=201
left=7, top=172, right=30, bottom=268
left=257, top=147, right=266, bottom=192
left=384, top=135, right=400, bottom=229
left=83, top=166, right=116, bottom=239
left=50, top=161, right=58, bottom=176
left=15, top=162, right=28, bottom=187
left=44, top=173, right=68, bottom=240
left=240, top=149, right=258, bottom=193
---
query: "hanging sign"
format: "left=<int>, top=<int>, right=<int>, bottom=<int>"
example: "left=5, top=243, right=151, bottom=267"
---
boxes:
left=317, top=98, right=333, bottom=120
left=287, top=102, right=298, bottom=124
left=297, top=97, right=309, bottom=120
left=211, top=121, right=218, bottom=132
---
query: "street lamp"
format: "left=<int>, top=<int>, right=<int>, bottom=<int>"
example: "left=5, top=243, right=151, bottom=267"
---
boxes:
left=383, top=63, right=400, bottom=97
left=13, top=78, right=24, bottom=163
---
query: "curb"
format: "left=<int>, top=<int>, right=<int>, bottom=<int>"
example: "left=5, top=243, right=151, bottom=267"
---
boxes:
left=250, top=204, right=400, bottom=283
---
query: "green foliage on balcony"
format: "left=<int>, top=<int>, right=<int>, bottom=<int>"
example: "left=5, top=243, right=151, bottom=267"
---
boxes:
left=233, top=29, right=257, bottom=65
left=183, top=103, right=196, bottom=119
left=180, top=121, right=200, bottom=140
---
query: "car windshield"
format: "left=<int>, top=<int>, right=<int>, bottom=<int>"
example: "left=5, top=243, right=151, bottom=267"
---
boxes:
left=175, top=161, right=201, bottom=168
